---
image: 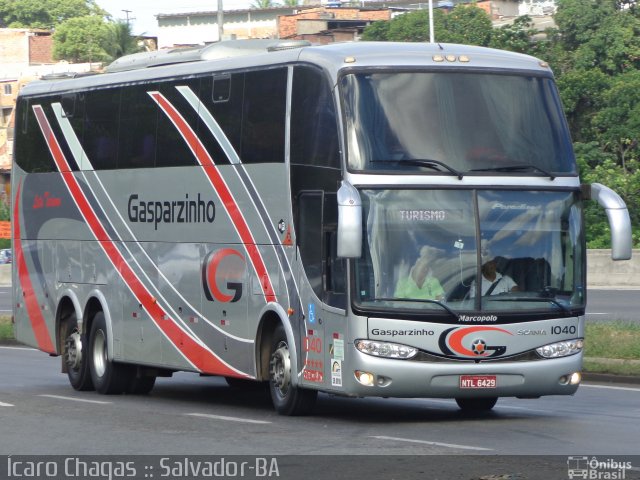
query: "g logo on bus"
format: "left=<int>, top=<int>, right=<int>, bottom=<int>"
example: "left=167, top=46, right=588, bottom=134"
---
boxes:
left=202, top=248, right=245, bottom=303
left=439, top=326, right=512, bottom=358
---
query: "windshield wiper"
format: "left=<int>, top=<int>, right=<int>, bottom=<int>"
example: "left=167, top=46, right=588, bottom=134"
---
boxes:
left=374, top=297, right=459, bottom=319
left=373, top=159, right=464, bottom=180
left=489, top=296, right=572, bottom=314
left=470, top=164, right=555, bottom=180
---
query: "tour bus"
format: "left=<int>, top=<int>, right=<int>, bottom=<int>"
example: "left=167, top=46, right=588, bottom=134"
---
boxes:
left=12, top=40, right=632, bottom=415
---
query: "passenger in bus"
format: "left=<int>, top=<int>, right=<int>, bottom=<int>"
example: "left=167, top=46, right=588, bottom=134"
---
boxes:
left=469, top=258, right=519, bottom=297
left=394, top=251, right=445, bottom=301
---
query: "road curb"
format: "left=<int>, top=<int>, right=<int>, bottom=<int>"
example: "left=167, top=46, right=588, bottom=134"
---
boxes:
left=581, top=372, right=640, bottom=385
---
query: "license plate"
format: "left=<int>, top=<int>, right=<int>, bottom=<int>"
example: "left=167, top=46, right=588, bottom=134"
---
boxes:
left=459, top=375, right=497, bottom=389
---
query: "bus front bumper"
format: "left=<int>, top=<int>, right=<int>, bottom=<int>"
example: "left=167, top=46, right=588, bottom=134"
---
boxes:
left=340, top=350, right=583, bottom=399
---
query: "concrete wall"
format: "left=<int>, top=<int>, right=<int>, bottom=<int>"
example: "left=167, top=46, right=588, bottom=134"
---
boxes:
left=586, top=249, right=640, bottom=289
left=1, top=250, right=637, bottom=288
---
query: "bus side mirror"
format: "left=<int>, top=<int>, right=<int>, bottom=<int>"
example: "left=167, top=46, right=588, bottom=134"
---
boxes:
left=583, top=183, right=632, bottom=260
left=337, top=181, right=362, bottom=258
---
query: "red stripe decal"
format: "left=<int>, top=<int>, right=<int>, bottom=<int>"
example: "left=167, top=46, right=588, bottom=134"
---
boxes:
left=13, top=182, right=56, bottom=353
left=149, top=92, right=277, bottom=303
left=32, top=105, right=242, bottom=376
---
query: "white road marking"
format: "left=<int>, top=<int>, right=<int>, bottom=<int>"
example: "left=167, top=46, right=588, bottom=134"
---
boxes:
left=185, top=413, right=271, bottom=425
left=0, top=401, right=14, bottom=407
left=38, top=394, right=112, bottom=405
left=0, top=346, right=37, bottom=351
left=581, top=384, right=640, bottom=393
left=371, top=435, right=492, bottom=452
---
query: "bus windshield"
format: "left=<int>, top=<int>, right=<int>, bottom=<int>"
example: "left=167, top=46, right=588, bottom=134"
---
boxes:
left=341, top=71, right=576, bottom=175
left=354, top=189, right=585, bottom=318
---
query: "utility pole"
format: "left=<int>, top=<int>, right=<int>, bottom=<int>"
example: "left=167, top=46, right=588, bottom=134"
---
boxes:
left=428, top=0, right=434, bottom=43
left=122, top=9, right=135, bottom=25
left=217, top=0, right=224, bottom=41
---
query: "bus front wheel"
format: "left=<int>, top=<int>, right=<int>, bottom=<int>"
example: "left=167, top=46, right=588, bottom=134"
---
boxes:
left=268, top=325, right=317, bottom=415
left=88, top=312, right=129, bottom=394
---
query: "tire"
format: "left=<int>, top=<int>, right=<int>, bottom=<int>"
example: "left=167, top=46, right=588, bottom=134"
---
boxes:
left=88, top=312, right=130, bottom=394
left=126, top=372, right=156, bottom=395
left=455, top=397, right=498, bottom=412
left=63, top=313, right=94, bottom=391
left=268, top=324, right=317, bottom=416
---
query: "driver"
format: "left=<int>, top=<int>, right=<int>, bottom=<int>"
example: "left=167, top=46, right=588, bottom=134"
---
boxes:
left=469, top=258, right=519, bottom=297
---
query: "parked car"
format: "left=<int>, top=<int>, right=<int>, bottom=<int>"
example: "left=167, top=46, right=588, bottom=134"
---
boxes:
left=0, top=249, right=12, bottom=264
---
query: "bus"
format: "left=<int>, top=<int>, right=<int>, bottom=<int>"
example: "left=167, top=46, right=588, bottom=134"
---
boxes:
left=12, top=40, right=632, bottom=415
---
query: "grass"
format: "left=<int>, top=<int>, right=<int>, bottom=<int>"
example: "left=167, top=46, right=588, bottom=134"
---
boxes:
left=0, top=315, right=12, bottom=340
left=0, top=315, right=637, bottom=376
left=583, top=322, right=640, bottom=376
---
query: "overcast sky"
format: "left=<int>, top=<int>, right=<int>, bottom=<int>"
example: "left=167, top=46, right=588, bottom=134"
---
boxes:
left=95, top=0, right=252, bottom=36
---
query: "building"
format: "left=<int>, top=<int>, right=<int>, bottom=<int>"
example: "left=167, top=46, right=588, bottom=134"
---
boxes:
left=157, top=7, right=304, bottom=48
left=0, top=28, right=99, bottom=185
left=278, top=7, right=392, bottom=43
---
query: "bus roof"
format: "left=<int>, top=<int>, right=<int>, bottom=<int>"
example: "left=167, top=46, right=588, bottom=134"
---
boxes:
left=19, top=40, right=551, bottom=97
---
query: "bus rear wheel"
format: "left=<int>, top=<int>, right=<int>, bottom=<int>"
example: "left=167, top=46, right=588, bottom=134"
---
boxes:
left=88, top=312, right=130, bottom=394
left=455, top=397, right=498, bottom=412
left=64, top=313, right=93, bottom=391
left=268, top=325, right=317, bottom=416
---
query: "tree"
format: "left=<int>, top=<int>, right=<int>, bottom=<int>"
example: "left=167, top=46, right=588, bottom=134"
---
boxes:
left=109, top=21, right=144, bottom=60
left=53, top=15, right=113, bottom=63
left=592, top=70, right=640, bottom=173
left=553, top=0, right=617, bottom=52
left=251, top=0, right=275, bottom=9
left=361, top=20, right=390, bottom=41
left=0, top=0, right=106, bottom=29
left=362, top=5, right=493, bottom=45
left=556, top=69, right=610, bottom=143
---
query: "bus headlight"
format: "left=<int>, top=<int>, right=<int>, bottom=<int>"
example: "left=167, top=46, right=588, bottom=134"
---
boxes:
left=355, top=339, right=418, bottom=359
left=536, top=339, right=584, bottom=358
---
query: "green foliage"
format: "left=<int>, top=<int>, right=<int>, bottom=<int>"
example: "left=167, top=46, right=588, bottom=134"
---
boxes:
left=361, top=20, right=390, bottom=41
left=110, top=21, right=144, bottom=59
left=251, top=0, right=274, bottom=8
left=435, top=5, right=492, bottom=45
left=0, top=0, right=105, bottom=29
left=53, top=15, right=114, bottom=63
left=363, top=6, right=493, bottom=45
left=556, top=69, right=610, bottom=142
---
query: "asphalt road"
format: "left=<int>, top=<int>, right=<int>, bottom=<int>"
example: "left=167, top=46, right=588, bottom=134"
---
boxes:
left=1, top=347, right=640, bottom=469
left=1, top=286, right=639, bottom=321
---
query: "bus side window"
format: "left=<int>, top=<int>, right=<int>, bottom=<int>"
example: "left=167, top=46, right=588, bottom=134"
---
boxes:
left=290, top=66, right=340, bottom=169
left=14, top=98, right=54, bottom=173
left=118, top=84, right=158, bottom=169
left=241, top=68, right=287, bottom=164
left=83, top=88, right=121, bottom=170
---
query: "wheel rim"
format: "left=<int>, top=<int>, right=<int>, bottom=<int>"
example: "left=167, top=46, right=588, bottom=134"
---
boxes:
left=65, top=331, right=83, bottom=371
left=92, top=329, right=107, bottom=378
left=270, top=341, right=291, bottom=398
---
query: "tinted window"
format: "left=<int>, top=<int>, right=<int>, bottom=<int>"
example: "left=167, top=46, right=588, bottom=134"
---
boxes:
left=199, top=72, right=243, bottom=163
left=156, top=78, right=201, bottom=168
left=241, top=68, right=287, bottom=164
left=298, top=192, right=323, bottom=297
left=291, top=66, right=340, bottom=169
left=14, top=98, right=55, bottom=173
left=118, top=84, right=158, bottom=169
left=83, top=88, right=121, bottom=170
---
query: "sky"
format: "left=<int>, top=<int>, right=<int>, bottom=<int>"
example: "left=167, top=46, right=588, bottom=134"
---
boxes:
left=95, top=0, right=252, bottom=36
